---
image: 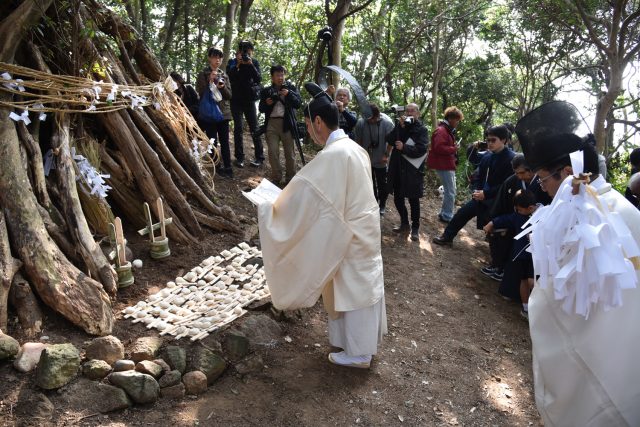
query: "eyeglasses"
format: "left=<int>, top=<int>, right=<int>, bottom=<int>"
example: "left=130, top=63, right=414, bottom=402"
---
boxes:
left=536, top=169, right=562, bottom=185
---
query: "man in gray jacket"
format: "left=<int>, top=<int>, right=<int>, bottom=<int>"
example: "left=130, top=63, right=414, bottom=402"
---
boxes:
left=354, top=104, right=395, bottom=216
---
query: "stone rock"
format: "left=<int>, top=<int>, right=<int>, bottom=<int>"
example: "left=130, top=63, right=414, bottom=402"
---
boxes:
left=160, top=383, right=185, bottom=399
left=136, top=360, right=163, bottom=378
left=15, top=390, right=54, bottom=421
left=108, top=371, right=159, bottom=404
left=152, top=358, right=171, bottom=373
left=158, top=370, right=182, bottom=388
left=0, top=331, right=19, bottom=360
left=58, top=378, right=131, bottom=413
left=235, top=354, right=264, bottom=376
left=188, top=347, right=227, bottom=385
left=239, top=314, right=283, bottom=348
left=13, top=342, right=48, bottom=372
left=36, top=343, right=80, bottom=389
left=223, top=331, right=250, bottom=361
left=182, top=371, right=207, bottom=395
left=129, top=336, right=163, bottom=362
left=84, top=335, right=124, bottom=365
left=82, top=359, right=112, bottom=379
left=113, top=359, right=136, bottom=372
left=162, top=345, right=187, bottom=373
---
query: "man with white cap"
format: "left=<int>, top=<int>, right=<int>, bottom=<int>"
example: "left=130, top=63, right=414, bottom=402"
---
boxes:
left=256, top=83, right=387, bottom=369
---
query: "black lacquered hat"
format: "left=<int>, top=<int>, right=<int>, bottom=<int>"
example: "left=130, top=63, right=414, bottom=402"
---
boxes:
left=515, top=101, right=585, bottom=171
left=303, top=82, right=335, bottom=119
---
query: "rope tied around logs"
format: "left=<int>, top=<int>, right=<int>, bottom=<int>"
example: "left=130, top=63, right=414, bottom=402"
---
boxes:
left=0, top=61, right=219, bottom=187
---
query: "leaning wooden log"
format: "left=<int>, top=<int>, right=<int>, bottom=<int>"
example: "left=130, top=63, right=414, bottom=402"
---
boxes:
left=0, top=101, right=113, bottom=335
left=0, top=0, right=55, bottom=64
left=0, top=212, right=22, bottom=331
left=16, top=121, right=50, bottom=208
left=119, top=109, right=202, bottom=236
left=193, top=209, right=242, bottom=234
left=98, top=111, right=193, bottom=243
left=36, top=204, right=81, bottom=266
left=9, top=273, right=43, bottom=338
left=50, top=114, right=118, bottom=296
left=129, top=109, right=239, bottom=227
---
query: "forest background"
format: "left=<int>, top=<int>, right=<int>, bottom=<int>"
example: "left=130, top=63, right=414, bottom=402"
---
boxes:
left=75, top=0, right=640, bottom=190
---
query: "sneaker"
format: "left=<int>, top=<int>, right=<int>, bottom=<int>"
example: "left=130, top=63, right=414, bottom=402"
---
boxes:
left=432, top=235, right=453, bottom=246
left=520, top=309, right=529, bottom=321
left=437, top=214, right=451, bottom=224
left=392, top=224, right=410, bottom=233
left=490, top=270, right=504, bottom=282
left=250, top=159, right=263, bottom=167
left=328, top=351, right=371, bottom=369
left=480, top=266, right=498, bottom=278
left=410, top=227, right=419, bottom=241
left=234, top=159, right=245, bottom=168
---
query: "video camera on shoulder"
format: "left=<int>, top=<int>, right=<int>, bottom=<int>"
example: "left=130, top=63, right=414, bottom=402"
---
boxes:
left=389, top=105, right=415, bottom=125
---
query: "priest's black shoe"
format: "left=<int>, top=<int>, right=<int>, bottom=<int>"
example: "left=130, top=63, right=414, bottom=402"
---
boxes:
left=392, top=224, right=410, bottom=233
left=234, top=159, right=245, bottom=168
left=410, top=227, right=419, bottom=241
left=432, top=234, right=453, bottom=246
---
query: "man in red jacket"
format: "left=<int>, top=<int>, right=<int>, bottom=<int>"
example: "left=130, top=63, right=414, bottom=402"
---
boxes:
left=427, top=107, right=463, bottom=222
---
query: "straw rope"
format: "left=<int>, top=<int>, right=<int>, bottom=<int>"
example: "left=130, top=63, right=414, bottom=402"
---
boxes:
left=0, top=61, right=220, bottom=186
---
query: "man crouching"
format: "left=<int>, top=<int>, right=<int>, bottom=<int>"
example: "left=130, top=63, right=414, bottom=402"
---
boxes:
left=256, top=83, right=387, bottom=369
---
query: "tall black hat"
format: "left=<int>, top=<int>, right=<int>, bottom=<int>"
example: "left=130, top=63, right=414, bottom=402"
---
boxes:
left=515, top=101, right=586, bottom=171
left=303, top=82, right=335, bottom=119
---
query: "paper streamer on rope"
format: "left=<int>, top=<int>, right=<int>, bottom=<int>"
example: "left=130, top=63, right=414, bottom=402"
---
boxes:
left=9, top=109, right=30, bottom=125
left=516, top=153, right=640, bottom=318
left=71, top=147, right=112, bottom=199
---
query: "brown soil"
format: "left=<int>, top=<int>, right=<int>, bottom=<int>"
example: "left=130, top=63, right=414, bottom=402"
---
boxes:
left=0, top=141, right=540, bottom=426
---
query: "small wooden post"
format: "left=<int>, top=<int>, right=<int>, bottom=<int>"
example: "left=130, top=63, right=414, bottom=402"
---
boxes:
left=138, top=198, right=172, bottom=259
left=109, top=218, right=134, bottom=288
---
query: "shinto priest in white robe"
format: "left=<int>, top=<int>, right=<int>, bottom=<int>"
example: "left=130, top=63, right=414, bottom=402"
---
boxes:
left=525, top=174, right=640, bottom=426
left=257, top=129, right=387, bottom=356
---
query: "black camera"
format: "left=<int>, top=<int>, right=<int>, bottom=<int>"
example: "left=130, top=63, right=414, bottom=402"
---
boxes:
left=404, top=116, right=415, bottom=125
left=477, top=140, right=488, bottom=150
left=238, top=40, right=253, bottom=62
left=317, top=26, right=333, bottom=42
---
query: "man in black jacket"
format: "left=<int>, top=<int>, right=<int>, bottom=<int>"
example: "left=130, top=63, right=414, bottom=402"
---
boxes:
left=227, top=40, right=264, bottom=167
left=433, top=125, right=515, bottom=247
left=258, top=65, right=302, bottom=185
left=385, top=103, right=429, bottom=242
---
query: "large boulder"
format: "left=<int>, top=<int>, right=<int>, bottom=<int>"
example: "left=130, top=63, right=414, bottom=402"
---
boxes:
left=158, top=370, right=182, bottom=388
left=188, top=347, right=226, bottom=385
left=82, top=359, right=112, bottom=380
left=57, top=378, right=131, bottom=413
left=129, top=337, right=163, bottom=362
left=0, top=331, right=19, bottom=360
left=13, top=342, right=48, bottom=372
left=239, top=315, right=283, bottom=348
left=84, top=335, right=124, bottom=365
left=108, top=370, right=159, bottom=404
left=36, top=343, right=80, bottom=389
left=235, top=354, right=264, bottom=376
left=135, top=360, right=163, bottom=378
left=160, top=383, right=185, bottom=399
left=161, top=345, right=186, bottom=373
left=182, top=371, right=207, bottom=395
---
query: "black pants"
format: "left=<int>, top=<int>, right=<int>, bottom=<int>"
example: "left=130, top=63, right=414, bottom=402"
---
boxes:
left=204, top=119, right=231, bottom=169
left=489, top=233, right=513, bottom=270
left=443, top=199, right=478, bottom=239
left=231, top=98, right=264, bottom=162
left=372, top=167, right=388, bottom=208
left=394, top=193, right=420, bottom=229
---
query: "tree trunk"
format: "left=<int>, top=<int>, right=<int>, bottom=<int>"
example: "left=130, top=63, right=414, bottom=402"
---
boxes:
left=160, top=0, right=183, bottom=67
left=594, top=61, right=623, bottom=153
left=9, top=273, right=43, bottom=338
left=430, top=22, right=441, bottom=130
left=50, top=114, right=118, bottom=296
left=222, top=0, right=240, bottom=70
left=140, top=0, right=149, bottom=41
left=0, top=100, right=113, bottom=336
left=0, top=0, right=55, bottom=63
left=183, top=0, right=191, bottom=82
left=0, top=212, right=21, bottom=331
left=16, top=122, right=50, bottom=208
left=238, top=0, right=254, bottom=36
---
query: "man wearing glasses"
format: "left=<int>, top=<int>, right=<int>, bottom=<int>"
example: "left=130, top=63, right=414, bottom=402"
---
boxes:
left=433, top=125, right=515, bottom=247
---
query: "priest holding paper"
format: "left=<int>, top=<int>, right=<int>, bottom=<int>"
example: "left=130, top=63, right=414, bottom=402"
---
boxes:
left=256, top=83, right=386, bottom=369
left=515, top=101, right=640, bottom=426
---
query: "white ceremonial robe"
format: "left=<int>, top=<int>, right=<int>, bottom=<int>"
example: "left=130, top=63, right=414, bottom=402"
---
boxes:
left=529, top=176, right=640, bottom=427
left=258, top=129, right=386, bottom=346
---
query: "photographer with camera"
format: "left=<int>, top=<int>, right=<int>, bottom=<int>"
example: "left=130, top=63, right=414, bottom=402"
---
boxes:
left=427, top=107, right=464, bottom=223
left=385, top=103, right=429, bottom=241
left=326, top=85, right=357, bottom=139
left=258, top=65, right=302, bottom=185
left=354, top=104, right=394, bottom=216
left=227, top=40, right=265, bottom=168
left=195, top=47, right=233, bottom=177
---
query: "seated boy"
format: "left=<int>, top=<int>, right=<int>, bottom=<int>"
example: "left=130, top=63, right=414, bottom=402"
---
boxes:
left=483, top=189, right=538, bottom=320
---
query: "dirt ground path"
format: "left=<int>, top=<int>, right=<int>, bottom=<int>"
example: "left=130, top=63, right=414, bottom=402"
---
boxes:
left=1, top=146, right=540, bottom=427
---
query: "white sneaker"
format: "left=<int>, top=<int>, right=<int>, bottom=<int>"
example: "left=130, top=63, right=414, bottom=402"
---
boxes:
left=328, top=351, right=372, bottom=369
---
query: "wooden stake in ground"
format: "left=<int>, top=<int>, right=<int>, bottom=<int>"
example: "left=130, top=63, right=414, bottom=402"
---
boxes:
left=110, top=218, right=134, bottom=288
left=138, top=198, right=172, bottom=259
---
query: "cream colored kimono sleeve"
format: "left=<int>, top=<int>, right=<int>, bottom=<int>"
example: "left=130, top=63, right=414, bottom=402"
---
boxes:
left=258, top=175, right=353, bottom=311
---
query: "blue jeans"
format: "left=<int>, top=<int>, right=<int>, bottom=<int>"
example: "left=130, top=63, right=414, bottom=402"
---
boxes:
left=436, top=169, right=456, bottom=221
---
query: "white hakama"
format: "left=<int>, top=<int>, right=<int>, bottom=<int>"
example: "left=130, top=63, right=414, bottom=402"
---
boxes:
left=328, top=295, right=387, bottom=356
